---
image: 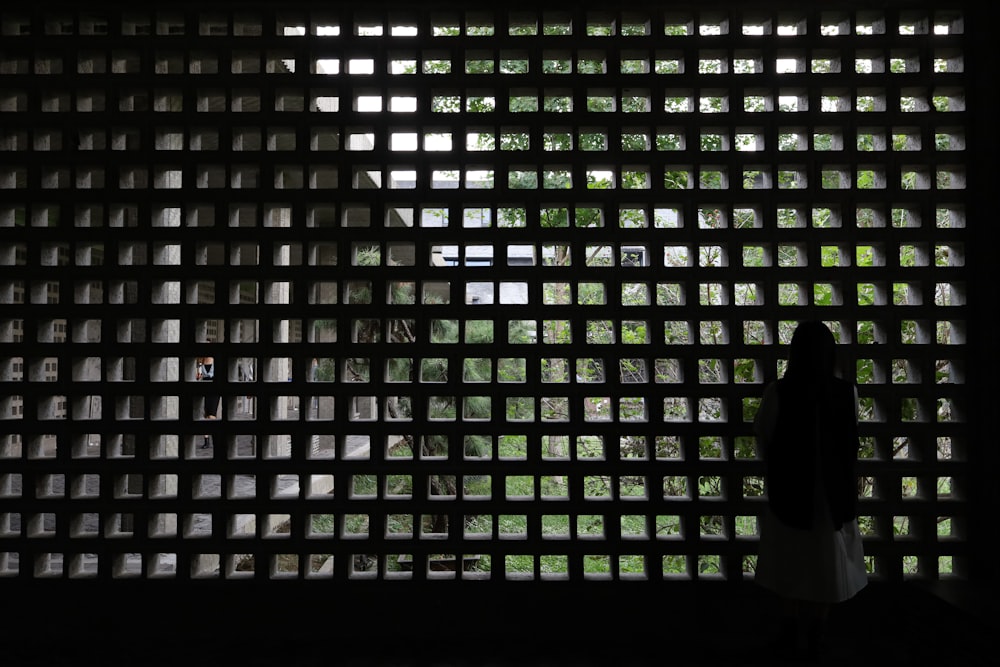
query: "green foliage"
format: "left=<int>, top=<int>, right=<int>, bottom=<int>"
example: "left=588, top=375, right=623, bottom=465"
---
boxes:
left=332, top=38, right=958, bottom=574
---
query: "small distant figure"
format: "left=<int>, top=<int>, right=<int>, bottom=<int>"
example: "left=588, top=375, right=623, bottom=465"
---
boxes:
left=753, top=321, right=868, bottom=660
left=310, top=358, right=320, bottom=416
left=197, top=356, right=220, bottom=449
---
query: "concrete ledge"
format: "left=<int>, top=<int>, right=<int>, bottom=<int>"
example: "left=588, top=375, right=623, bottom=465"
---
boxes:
left=0, top=580, right=995, bottom=666
left=915, top=579, right=1000, bottom=630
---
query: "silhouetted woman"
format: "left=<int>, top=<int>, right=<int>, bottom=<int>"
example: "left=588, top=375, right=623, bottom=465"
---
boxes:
left=754, top=321, right=868, bottom=659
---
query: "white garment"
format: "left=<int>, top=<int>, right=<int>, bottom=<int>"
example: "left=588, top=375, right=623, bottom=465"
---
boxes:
left=756, top=507, right=868, bottom=603
left=754, top=383, right=868, bottom=603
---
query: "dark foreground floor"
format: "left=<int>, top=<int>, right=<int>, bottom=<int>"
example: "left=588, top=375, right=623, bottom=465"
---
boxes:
left=0, top=579, right=995, bottom=666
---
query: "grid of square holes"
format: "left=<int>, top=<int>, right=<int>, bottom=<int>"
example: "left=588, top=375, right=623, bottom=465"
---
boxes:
left=0, top=3, right=970, bottom=581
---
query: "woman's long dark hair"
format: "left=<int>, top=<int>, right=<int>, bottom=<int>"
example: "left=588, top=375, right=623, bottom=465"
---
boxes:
left=768, top=320, right=859, bottom=529
left=784, top=320, right=837, bottom=384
